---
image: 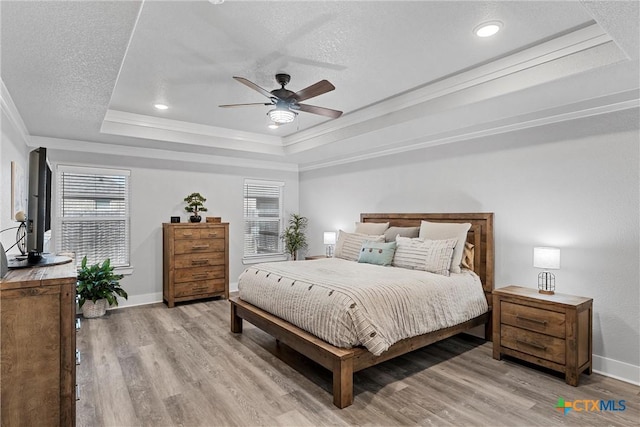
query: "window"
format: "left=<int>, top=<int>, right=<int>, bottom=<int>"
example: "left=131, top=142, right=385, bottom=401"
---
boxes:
left=56, top=166, right=130, bottom=267
left=243, top=179, right=284, bottom=263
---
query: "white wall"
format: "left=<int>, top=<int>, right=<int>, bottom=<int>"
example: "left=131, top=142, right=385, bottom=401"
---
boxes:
left=45, top=148, right=298, bottom=305
left=1, top=86, right=30, bottom=254
left=299, top=110, right=640, bottom=384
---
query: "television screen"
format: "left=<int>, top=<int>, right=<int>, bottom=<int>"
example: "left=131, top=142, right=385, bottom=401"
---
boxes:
left=26, top=147, right=52, bottom=262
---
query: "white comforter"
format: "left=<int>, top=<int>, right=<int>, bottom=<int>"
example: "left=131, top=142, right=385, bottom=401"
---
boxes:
left=238, top=258, right=488, bottom=356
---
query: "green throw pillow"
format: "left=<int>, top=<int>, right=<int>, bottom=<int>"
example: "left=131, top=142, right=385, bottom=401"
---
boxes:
left=357, top=241, right=397, bottom=266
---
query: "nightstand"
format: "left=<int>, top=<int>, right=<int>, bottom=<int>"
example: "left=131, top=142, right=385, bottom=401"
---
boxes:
left=493, top=285, right=593, bottom=386
left=305, top=255, right=329, bottom=260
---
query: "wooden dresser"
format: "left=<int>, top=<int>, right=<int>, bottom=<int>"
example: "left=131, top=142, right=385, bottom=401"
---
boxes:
left=163, top=222, right=229, bottom=307
left=493, top=285, right=593, bottom=386
left=0, top=260, right=77, bottom=426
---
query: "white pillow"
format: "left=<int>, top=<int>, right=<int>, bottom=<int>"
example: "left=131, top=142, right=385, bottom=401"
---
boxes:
left=354, top=222, right=390, bottom=235
left=334, top=230, right=385, bottom=262
left=392, top=236, right=457, bottom=276
left=418, top=221, right=471, bottom=274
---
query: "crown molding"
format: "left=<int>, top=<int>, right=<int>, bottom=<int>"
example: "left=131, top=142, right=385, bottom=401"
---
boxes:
left=299, top=90, right=639, bottom=172
left=284, top=23, right=614, bottom=153
left=0, top=78, right=31, bottom=145
left=29, top=136, right=298, bottom=172
left=101, top=109, right=285, bottom=155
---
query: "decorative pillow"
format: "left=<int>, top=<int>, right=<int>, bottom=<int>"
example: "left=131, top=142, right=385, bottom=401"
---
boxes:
left=358, top=241, right=397, bottom=266
left=354, top=222, right=390, bottom=235
left=334, top=230, right=385, bottom=261
left=461, top=242, right=475, bottom=271
left=392, top=236, right=457, bottom=276
left=384, top=226, right=420, bottom=242
left=419, top=221, right=471, bottom=274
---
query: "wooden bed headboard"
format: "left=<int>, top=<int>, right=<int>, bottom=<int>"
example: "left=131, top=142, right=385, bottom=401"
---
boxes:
left=360, top=213, right=494, bottom=304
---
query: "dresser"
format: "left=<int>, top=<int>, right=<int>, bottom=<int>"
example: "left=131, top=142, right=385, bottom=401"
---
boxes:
left=163, top=222, right=229, bottom=307
left=0, top=260, right=77, bottom=426
left=493, top=285, right=592, bottom=386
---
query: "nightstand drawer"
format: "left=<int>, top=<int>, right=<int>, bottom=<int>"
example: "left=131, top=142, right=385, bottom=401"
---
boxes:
left=174, top=266, right=225, bottom=283
left=174, top=279, right=226, bottom=298
left=501, top=301, right=565, bottom=338
left=501, top=324, right=565, bottom=364
left=174, top=239, right=226, bottom=254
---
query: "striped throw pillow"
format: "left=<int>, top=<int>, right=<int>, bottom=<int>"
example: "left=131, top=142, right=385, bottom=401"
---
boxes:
left=334, top=230, right=385, bottom=261
left=392, top=236, right=458, bottom=276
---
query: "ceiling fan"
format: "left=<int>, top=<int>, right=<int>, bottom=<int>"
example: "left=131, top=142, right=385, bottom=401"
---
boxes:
left=219, top=73, right=343, bottom=125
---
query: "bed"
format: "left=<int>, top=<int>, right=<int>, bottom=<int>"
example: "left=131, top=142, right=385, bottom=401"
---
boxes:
left=230, top=213, right=494, bottom=408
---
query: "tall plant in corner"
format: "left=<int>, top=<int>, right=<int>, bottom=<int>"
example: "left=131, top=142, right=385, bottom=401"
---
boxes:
left=281, top=213, right=308, bottom=260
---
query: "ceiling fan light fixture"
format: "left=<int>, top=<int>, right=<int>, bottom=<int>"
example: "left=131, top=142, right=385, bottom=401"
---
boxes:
left=268, top=108, right=296, bottom=124
left=154, top=103, right=169, bottom=110
left=474, top=21, right=503, bottom=38
left=268, top=122, right=280, bottom=129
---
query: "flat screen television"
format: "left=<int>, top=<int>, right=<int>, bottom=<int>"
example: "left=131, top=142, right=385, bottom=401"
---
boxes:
left=26, top=147, right=52, bottom=263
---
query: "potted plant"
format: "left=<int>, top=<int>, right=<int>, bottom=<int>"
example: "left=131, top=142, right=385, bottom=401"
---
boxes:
left=77, top=256, right=127, bottom=318
left=184, top=192, right=208, bottom=223
left=281, top=213, right=308, bottom=260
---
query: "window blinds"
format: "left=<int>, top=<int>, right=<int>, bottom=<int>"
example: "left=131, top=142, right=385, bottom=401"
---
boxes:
left=57, top=166, right=130, bottom=267
left=243, top=180, right=284, bottom=259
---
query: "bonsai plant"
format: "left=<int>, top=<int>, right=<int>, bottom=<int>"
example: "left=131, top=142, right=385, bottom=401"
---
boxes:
left=281, top=213, right=308, bottom=260
left=76, top=256, right=127, bottom=318
left=184, top=192, right=208, bottom=222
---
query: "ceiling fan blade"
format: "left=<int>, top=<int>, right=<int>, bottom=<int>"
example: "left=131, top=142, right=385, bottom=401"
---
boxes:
left=219, top=102, right=271, bottom=108
left=297, top=103, right=343, bottom=119
left=291, top=80, right=335, bottom=102
left=233, top=76, right=279, bottom=100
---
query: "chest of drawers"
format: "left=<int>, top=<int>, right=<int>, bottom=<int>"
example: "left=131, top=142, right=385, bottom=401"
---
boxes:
left=163, top=223, right=229, bottom=307
left=493, top=285, right=592, bottom=386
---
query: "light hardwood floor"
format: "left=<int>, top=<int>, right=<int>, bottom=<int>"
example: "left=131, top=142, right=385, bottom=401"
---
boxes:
left=77, top=298, right=639, bottom=426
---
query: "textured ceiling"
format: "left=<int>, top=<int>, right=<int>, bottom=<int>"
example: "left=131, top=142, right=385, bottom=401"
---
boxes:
left=1, top=1, right=638, bottom=168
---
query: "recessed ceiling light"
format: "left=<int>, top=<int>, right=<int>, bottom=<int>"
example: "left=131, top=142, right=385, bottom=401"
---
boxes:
left=474, top=21, right=503, bottom=38
left=154, top=103, right=168, bottom=110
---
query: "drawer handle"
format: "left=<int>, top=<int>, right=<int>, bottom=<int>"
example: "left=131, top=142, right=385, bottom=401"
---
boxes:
left=207, top=233, right=218, bottom=238
left=516, top=339, right=547, bottom=351
left=192, top=273, right=209, bottom=279
left=191, top=259, right=208, bottom=265
left=516, top=315, right=547, bottom=326
left=76, top=349, right=82, bottom=365
left=76, top=318, right=82, bottom=331
left=182, top=233, right=194, bottom=237
left=192, top=245, right=210, bottom=250
left=76, top=384, right=80, bottom=401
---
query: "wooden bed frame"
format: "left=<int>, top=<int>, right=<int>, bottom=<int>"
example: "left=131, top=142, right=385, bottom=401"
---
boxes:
left=230, top=213, right=494, bottom=408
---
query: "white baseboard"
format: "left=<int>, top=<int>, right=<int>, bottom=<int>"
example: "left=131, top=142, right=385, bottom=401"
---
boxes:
left=229, top=281, right=238, bottom=293
left=108, top=292, right=163, bottom=310
left=593, top=354, right=640, bottom=386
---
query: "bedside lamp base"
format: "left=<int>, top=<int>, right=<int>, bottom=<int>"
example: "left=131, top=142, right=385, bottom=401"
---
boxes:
left=538, top=271, right=555, bottom=295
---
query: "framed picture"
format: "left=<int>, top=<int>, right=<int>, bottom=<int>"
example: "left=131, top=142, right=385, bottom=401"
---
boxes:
left=11, top=161, right=26, bottom=220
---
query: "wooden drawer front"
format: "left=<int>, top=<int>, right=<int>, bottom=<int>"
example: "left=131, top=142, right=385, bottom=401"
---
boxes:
left=174, top=279, right=226, bottom=298
left=501, top=301, right=565, bottom=338
left=174, top=252, right=225, bottom=269
left=174, top=266, right=225, bottom=283
left=174, top=228, right=224, bottom=240
left=501, top=324, right=565, bottom=364
left=174, top=238, right=225, bottom=254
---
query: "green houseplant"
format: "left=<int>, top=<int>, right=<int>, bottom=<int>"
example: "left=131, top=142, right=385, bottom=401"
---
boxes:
left=77, top=256, right=127, bottom=318
left=281, top=213, right=308, bottom=260
left=184, top=192, right=208, bottom=222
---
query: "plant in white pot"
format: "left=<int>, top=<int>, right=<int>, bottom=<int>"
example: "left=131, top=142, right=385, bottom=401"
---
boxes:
left=77, top=256, right=127, bottom=318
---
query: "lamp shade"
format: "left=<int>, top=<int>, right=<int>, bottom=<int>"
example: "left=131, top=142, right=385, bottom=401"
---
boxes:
left=323, top=231, right=337, bottom=245
left=533, top=247, right=560, bottom=269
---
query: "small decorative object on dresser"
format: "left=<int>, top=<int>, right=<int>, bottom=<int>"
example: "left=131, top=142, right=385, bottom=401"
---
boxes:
left=493, top=285, right=592, bottom=386
left=183, top=192, right=208, bottom=223
left=163, top=222, right=229, bottom=307
left=323, top=231, right=336, bottom=257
